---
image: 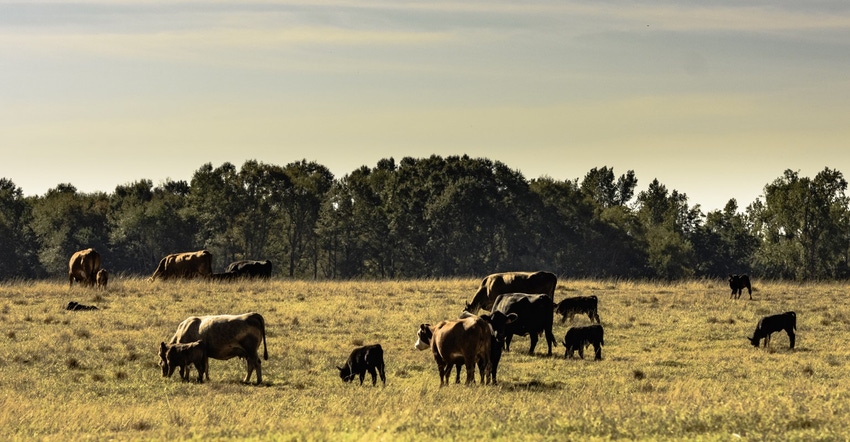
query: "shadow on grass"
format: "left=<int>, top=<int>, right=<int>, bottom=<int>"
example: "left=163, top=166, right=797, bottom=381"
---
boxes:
left=502, top=380, right=566, bottom=392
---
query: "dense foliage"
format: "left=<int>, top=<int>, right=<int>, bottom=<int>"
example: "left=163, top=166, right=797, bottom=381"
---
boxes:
left=2, top=157, right=848, bottom=280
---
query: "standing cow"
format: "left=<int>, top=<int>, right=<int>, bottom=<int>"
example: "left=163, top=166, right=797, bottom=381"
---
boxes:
left=337, top=344, right=386, bottom=386
left=225, top=260, right=273, bottom=279
left=492, top=293, right=557, bottom=356
left=748, top=311, right=796, bottom=349
left=555, top=296, right=601, bottom=324
left=562, top=325, right=604, bottom=360
left=415, top=316, right=492, bottom=386
left=464, top=271, right=557, bottom=314
left=149, top=250, right=213, bottom=281
left=729, top=274, right=752, bottom=300
left=163, top=312, right=268, bottom=384
left=68, top=248, right=101, bottom=288
left=159, top=340, right=209, bottom=383
left=96, top=269, right=109, bottom=290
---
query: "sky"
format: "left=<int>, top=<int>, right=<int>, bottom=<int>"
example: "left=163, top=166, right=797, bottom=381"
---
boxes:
left=1, top=1, right=849, bottom=212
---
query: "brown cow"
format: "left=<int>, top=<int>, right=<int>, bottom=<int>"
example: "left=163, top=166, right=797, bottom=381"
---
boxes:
left=159, top=340, right=209, bottom=383
left=415, top=316, right=492, bottom=386
left=464, top=271, right=557, bottom=314
left=96, top=269, right=109, bottom=289
left=164, top=312, right=268, bottom=384
left=68, top=248, right=101, bottom=288
left=148, top=250, right=213, bottom=281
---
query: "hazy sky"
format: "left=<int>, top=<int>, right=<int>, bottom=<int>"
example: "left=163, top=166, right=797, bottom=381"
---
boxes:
left=2, top=1, right=849, bottom=211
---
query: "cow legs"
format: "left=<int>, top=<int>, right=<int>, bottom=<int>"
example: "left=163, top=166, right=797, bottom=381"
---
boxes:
left=787, top=329, right=796, bottom=349
left=544, top=329, right=556, bottom=356
left=593, top=343, right=602, bottom=360
left=528, top=334, right=538, bottom=355
left=244, top=354, right=263, bottom=385
left=378, top=363, right=386, bottom=386
left=367, top=367, right=378, bottom=386
left=454, top=364, right=462, bottom=384
left=464, top=361, right=475, bottom=385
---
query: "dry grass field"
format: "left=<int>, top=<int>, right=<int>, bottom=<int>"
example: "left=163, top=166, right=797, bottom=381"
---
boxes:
left=1, top=277, right=849, bottom=440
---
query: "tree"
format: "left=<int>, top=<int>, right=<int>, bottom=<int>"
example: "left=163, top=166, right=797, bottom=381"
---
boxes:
left=692, top=199, right=759, bottom=277
left=635, top=179, right=700, bottom=279
left=0, top=178, right=42, bottom=279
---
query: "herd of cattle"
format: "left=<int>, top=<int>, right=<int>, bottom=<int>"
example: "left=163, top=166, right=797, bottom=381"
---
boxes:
left=65, top=248, right=797, bottom=387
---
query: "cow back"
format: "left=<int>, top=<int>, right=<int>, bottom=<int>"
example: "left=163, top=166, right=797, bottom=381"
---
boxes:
left=170, top=312, right=266, bottom=361
left=494, top=293, right=554, bottom=335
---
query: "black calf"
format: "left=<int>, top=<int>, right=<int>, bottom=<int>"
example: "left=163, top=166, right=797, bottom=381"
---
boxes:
left=562, top=324, right=604, bottom=360
left=748, top=311, right=796, bottom=349
left=337, top=344, right=386, bottom=386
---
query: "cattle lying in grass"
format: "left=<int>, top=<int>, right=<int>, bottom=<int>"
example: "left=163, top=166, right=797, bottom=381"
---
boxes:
left=337, top=344, right=386, bottom=386
left=159, top=340, right=209, bottom=383
left=66, top=301, right=98, bottom=311
left=415, top=316, right=492, bottom=386
left=165, top=312, right=268, bottom=384
left=492, top=293, right=557, bottom=355
left=68, top=248, right=101, bottom=288
left=148, top=250, right=213, bottom=281
left=225, top=260, right=273, bottom=279
left=210, top=272, right=240, bottom=281
left=729, top=274, right=752, bottom=300
left=555, top=296, right=601, bottom=324
left=96, top=269, right=109, bottom=289
left=464, top=271, right=557, bottom=314
left=562, top=325, right=604, bottom=360
left=748, top=311, right=796, bottom=349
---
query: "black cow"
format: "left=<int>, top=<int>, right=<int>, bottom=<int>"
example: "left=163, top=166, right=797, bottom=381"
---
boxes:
left=555, top=296, right=601, bottom=323
left=492, top=293, right=557, bottom=356
left=337, top=344, right=386, bottom=386
left=729, top=274, right=752, bottom=300
left=225, top=260, right=272, bottom=279
left=562, top=325, right=604, bottom=360
left=748, top=311, right=796, bottom=349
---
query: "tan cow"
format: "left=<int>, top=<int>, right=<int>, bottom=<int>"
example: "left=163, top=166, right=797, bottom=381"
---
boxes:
left=68, top=248, right=101, bottom=288
left=464, top=271, right=557, bottom=314
left=162, top=312, right=268, bottom=384
left=148, top=250, right=213, bottom=281
left=96, top=269, right=109, bottom=289
left=414, top=316, right=492, bottom=386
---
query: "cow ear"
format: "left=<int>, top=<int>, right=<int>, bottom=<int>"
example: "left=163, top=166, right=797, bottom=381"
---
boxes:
left=337, top=366, right=344, bottom=372
left=506, top=313, right=518, bottom=324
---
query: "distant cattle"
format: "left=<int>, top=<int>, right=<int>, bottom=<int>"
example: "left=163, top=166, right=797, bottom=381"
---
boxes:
left=464, top=271, right=557, bottom=314
left=748, top=311, right=796, bottom=349
left=337, top=344, right=386, bottom=386
left=66, top=301, right=98, bottom=311
left=555, top=296, right=601, bottom=324
left=562, top=324, right=604, bottom=360
left=729, top=274, right=752, bottom=300
left=492, top=293, right=557, bottom=356
left=68, top=248, right=101, bottom=288
left=415, top=316, right=492, bottom=386
left=164, top=312, right=268, bottom=384
left=225, top=260, right=272, bottom=279
left=149, top=250, right=213, bottom=281
left=159, top=340, right=209, bottom=383
left=96, top=269, right=109, bottom=289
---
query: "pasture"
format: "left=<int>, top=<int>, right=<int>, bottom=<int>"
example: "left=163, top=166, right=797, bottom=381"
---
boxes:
left=1, top=278, right=849, bottom=440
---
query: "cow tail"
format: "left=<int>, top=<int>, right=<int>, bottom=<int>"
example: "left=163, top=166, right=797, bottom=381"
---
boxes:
left=260, top=314, right=269, bottom=360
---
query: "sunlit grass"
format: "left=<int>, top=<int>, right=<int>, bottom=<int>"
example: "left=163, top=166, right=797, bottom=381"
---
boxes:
left=0, top=277, right=848, bottom=440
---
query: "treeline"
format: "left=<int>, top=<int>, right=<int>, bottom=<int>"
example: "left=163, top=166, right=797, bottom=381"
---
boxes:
left=1, top=156, right=848, bottom=281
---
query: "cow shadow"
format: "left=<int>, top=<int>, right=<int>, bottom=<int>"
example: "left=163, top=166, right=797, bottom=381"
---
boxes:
left=502, top=380, right=565, bottom=392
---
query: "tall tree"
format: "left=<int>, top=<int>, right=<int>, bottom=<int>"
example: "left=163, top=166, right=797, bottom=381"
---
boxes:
left=0, top=178, right=42, bottom=279
left=692, top=199, right=759, bottom=277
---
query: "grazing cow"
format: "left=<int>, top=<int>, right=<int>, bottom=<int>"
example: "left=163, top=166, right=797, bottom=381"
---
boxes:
left=464, top=271, right=557, bottom=314
left=748, top=311, right=796, bottom=349
left=225, top=260, right=273, bottom=279
left=337, top=344, right=386, bottom=386
left=165, top=312, right=268, bottom=384
left=66, top=301, right=98, bottom=311
left=148, top=250, right=213, bottom=281
left=492, top=293, right=557, bottom=356
left=562, top=325, right=604, bottom=360
left=729, top=274, right=752, bottom=300
left=96, top=269, right=109, bottom=289
left=68, top=248, right=101, bottom=288
left=555, top=296, right=601, bottom=324
left=415, top=316, right=492, bottom=386
left=159, top=340, right=209, bottom=383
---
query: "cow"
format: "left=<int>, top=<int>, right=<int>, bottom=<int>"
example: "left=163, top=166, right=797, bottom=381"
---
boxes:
left=747, top=311, right=796, bottom=349
left=164, top=312, right=268, bottom=384
left=562, top=325, right=604, bottom=360
left=492, top=293, right=557, bottom=356
left=66, top=301, right=98, bottom=311
left=555, top=296, right=601, bottom=324
left=96, top=269, right=109, bottom=289
left=453, top=311, right=517, bottom=385
left=225, top=260, right=273, bottom=279
left=148, top=250, right=213, bottom=281
left=68, top=248, right=101, bottom=288
left=337, top=344, right=386, bottom=386
left=159, top=340, right=209, bottom=383
left=415, top=316, right=492, bottom=386
left=464, top=271, right=557, bottom=314
left=729, top=274, right=752, bottom=300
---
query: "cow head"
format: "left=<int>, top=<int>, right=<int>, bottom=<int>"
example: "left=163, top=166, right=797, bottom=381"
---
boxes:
left=480, top=311, right=517, bottom=344
left=414, top=324, right=432, bottom=350
left=158, top=342, right=174, bottom=377
left=746, top=336, right=760, bottom=347
left=337, top=365, right=355, bottom=382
